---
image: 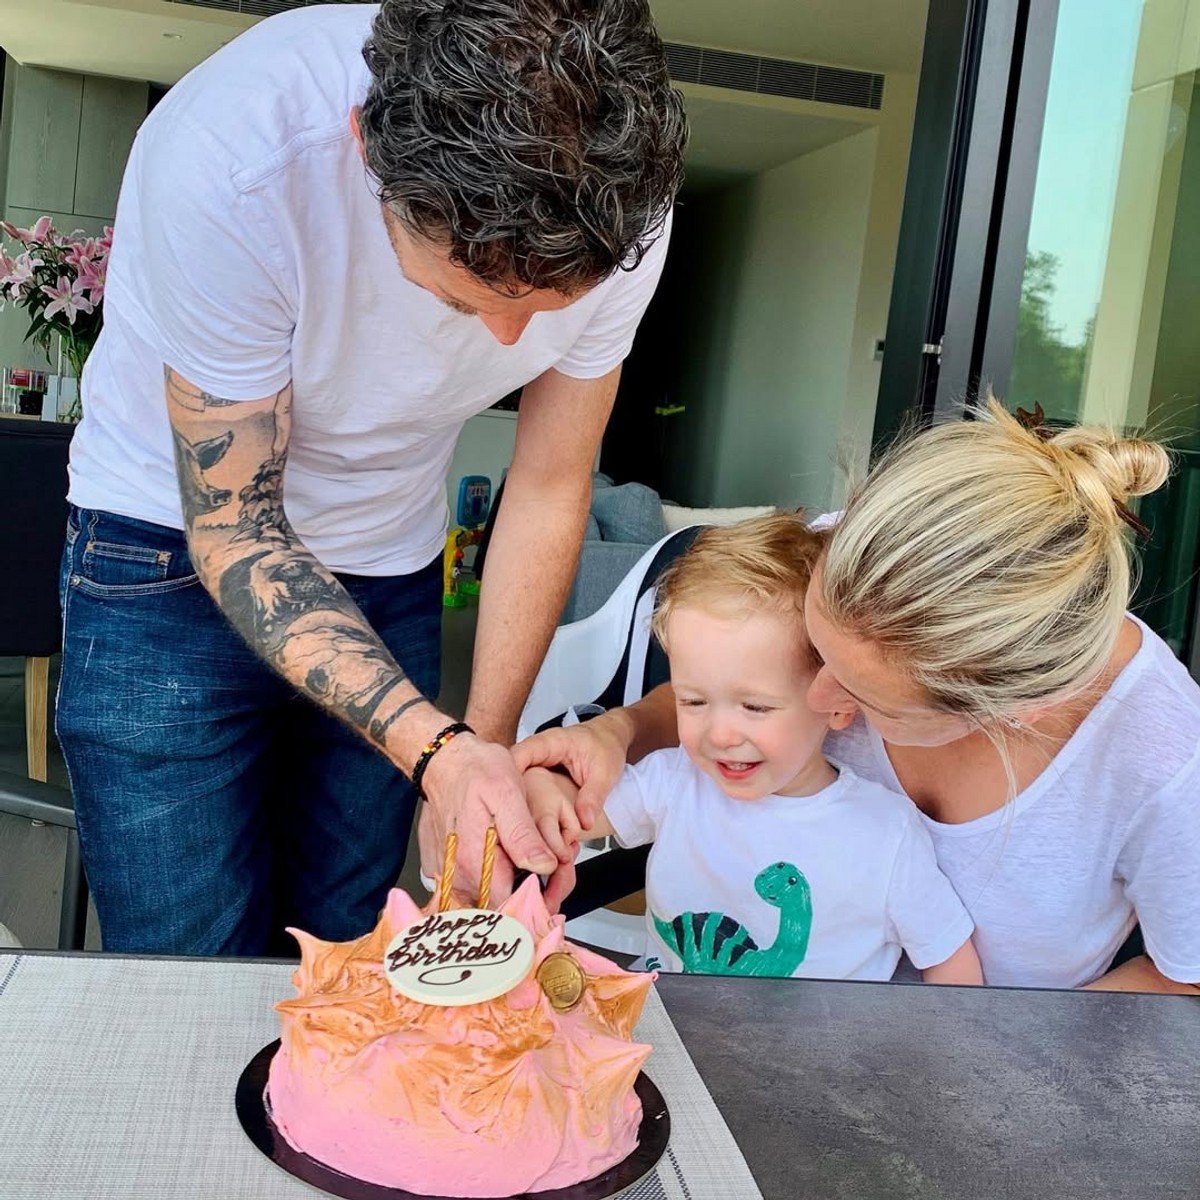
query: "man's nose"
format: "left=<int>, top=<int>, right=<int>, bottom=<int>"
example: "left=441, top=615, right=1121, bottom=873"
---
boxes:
left=479, top=311, right=532, bottom=346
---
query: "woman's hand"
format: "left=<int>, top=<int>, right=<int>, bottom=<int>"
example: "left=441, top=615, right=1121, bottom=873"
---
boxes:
left=417, top=733, right=559, bottom=905
left=512, top=709, right=635, bottom=829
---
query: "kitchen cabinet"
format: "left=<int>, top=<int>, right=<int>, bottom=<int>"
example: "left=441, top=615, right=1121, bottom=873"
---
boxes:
left=5, top=67, right=83, bottom=215
left=74, top=75, right=149, bottom=219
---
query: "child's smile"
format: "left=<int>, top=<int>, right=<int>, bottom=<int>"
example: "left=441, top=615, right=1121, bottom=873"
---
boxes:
left=666, top=605, right=837, bottom=801
left=714, top=758, right=762, bottom=783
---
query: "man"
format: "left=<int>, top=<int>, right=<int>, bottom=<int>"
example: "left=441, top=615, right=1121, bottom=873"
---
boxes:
left=57, top=0, right=686, bottom=954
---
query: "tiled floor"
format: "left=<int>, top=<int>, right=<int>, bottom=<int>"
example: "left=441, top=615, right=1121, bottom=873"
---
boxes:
left=0, top=603, right=480, bottom=951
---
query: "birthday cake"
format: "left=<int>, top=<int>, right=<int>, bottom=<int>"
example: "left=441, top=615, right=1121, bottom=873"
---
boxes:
left=266, top=875, right=655, bottom=1197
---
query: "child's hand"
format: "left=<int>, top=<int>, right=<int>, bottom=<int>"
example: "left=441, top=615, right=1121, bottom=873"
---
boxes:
left=523, top=767, right=585, bottom=865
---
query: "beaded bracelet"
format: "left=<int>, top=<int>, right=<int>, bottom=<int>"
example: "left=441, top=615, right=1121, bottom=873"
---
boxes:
left=411, top=721, right=473, bottom=798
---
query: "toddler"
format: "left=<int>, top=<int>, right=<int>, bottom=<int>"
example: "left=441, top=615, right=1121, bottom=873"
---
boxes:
left=526, top=513, right=982, bottom=983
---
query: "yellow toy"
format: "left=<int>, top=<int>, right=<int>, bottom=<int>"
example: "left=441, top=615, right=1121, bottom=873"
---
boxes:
left=443, top=526, right=484, bottom=608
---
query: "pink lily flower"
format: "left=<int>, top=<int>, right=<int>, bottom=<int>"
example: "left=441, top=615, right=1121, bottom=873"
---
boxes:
left=7, top=252, right=42, bottom=290
left=66, top=238, right=97, bottom=270
left=0, top=255, right=16, bottom=307
left=0, top=215, right=52, bottom=244
left=41, top=275, right=94, bottom=324
left=77, top=257, right=106, bottom=303
left=10, top=216, right=55, bottom=245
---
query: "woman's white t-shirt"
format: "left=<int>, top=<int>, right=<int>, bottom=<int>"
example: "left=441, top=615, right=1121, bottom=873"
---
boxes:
left=826, top=618, right=1200, bottom=989
left=67, top=5, right=671, bottom=575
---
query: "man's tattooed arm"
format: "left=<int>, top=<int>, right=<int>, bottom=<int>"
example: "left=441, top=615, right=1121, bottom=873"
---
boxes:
left=164, top=367, right=442, bottom=764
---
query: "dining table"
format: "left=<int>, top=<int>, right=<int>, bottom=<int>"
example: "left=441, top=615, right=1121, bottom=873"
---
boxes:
left=1, top=948, right=1197, bottom=1199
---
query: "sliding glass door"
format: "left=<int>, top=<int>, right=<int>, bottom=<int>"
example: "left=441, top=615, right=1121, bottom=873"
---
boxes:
left=879, top=0, right=1200, bottom=673
left=1004, top=1, right=1200, bottom=665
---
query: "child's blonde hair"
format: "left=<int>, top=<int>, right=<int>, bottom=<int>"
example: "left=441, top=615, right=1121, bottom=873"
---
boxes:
left=820, top=396, right=1171, bottom=725
left=651, top=512, right=826, bottom=658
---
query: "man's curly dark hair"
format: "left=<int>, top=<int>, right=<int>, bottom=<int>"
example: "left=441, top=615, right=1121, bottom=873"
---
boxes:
left=360, top=0, right=687, bottom=294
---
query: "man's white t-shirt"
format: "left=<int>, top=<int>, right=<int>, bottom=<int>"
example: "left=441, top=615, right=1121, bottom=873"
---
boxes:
left=826, top=618, right=1200, bottom=989
left=604, top=748, right=974, bottom=981
left=68, top=5, right=671, bottom=575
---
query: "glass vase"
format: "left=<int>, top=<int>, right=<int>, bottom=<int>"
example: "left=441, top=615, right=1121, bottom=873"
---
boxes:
left=56, top=337, right=88, bottom=423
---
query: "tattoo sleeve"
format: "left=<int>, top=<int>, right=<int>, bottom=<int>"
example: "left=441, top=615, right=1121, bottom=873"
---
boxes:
left=165, top=368, right=432, bottom=761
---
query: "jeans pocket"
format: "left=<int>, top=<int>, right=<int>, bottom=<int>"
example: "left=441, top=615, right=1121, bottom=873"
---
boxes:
left=69, top=511, right=200, bottom=598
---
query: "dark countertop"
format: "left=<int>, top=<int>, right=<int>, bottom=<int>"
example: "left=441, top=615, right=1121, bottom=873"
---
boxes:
left=656, top=973, right=1200, bottom=1200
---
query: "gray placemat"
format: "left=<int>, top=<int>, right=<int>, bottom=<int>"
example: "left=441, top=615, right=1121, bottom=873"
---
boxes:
left=0, top=955, right=761, bottom=1199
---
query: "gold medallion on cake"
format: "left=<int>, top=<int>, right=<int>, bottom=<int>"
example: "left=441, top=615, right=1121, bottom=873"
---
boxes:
left=537, top=952, right=587, bottom=1011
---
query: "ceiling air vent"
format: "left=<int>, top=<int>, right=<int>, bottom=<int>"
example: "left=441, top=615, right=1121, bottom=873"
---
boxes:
left=167, top=0, right=345, bottom=15
left=165, top=3, right=884, bottom=111
left=665, top=42, right=883, bottom=111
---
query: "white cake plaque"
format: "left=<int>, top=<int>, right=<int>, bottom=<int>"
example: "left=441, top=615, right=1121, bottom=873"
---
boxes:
left=384, top=909, right=535, bottom=1007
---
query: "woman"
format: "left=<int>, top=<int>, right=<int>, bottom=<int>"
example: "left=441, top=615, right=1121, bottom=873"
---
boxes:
left=516, top=401, right=1200, bottom=992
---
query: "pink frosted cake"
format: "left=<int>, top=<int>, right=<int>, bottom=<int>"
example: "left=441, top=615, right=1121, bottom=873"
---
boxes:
left=267, top=876, right=654, bottom=1197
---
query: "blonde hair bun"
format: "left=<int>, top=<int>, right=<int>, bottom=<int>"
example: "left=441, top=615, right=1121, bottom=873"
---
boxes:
left=1047, top=424, right=1171, bottom=503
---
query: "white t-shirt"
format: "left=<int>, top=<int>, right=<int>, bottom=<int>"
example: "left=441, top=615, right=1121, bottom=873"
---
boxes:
left=826, top=618, right=1200, bottom=989
left=68, top=5, right=670, bottom=575
left=604, top=747, right=974, bottom=981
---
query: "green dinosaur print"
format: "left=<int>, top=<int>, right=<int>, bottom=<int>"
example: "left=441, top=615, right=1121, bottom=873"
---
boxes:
left=651, top=862, right=812, bottom=977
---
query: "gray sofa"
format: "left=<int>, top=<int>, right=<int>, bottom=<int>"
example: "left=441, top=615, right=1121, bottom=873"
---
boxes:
left=561, top=475, right=666, bottom=624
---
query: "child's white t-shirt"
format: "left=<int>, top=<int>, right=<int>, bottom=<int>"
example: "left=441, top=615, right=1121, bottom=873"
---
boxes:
left=603, top=747, right=974, bottom=981
left=67, top=5, right=670, bottom=575
left=825, top=618, right=1200, bottom=989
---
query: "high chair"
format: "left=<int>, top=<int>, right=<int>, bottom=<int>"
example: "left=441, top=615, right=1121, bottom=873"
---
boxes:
left=518, top=527, right=704, bottom=951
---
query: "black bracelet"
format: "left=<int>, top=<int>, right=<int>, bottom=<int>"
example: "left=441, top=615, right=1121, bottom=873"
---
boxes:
left=411, top=721, right=473, bottom=797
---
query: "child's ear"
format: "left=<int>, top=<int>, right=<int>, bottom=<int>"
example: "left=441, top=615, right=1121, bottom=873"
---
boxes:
left=826, top=708, right=856, bottom=732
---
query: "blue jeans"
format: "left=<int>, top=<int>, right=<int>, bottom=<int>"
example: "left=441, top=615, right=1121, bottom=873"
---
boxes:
left=56, top=507, right=442, bottom=956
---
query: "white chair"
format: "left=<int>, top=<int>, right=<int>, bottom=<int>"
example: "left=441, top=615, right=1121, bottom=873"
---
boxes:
left=519, top=527, right=702, bottom=738
left=519, top=527, right=704, bottom=952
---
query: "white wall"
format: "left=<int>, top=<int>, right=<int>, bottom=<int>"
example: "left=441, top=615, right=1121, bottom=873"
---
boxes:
left=662, top=76, right=917, bottom=512
left=837, top=72, right=918, bottom=502
left=664, top=132, right=874, bottom=509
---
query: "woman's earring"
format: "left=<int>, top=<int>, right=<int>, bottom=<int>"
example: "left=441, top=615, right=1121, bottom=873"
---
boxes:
left=1003, top=715, right=1024, bottom=731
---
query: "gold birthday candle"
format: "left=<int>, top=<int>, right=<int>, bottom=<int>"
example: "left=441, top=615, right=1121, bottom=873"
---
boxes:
left=437, top=826, right=458, bottom=913
left=477, top=825, right=498, bottom=909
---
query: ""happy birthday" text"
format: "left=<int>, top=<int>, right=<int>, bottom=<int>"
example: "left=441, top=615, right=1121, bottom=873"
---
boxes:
left=386, top=912, right=523, bottom=979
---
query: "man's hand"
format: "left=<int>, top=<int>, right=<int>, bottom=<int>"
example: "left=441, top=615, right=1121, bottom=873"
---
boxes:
left=417, top=733, right=559, bottom=904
